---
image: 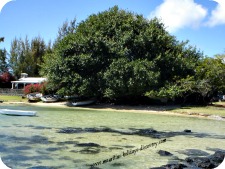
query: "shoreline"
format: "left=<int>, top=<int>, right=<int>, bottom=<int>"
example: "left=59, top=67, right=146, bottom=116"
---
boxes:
left=1, top=101, right=225, bottom=121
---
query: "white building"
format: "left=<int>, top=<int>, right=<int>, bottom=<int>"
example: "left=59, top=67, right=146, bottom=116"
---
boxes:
left=11, top=73, right=47, bottom=89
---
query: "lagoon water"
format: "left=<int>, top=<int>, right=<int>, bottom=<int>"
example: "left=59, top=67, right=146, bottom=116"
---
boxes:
left=0, top=104, right=225, bottom=169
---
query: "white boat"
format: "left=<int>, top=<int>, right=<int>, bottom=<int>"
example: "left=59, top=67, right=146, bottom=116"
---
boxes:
left=71, top=99, right=96, bottom=106
left=0, top=157, right=11, bottom=169
left=0, top=109, right=37, bottom=116
left=41, top=95, right=59, bottom=103
left=27, top=92, right=42, bottom=101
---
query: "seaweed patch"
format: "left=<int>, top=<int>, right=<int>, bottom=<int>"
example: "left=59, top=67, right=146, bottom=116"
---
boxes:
left=89, top=138, right=166, bottom=168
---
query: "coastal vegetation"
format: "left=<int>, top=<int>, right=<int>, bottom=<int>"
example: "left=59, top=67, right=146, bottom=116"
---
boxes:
left=40, top=6, right=225, bottom=104
left=1, top=6, right=225, bottom=105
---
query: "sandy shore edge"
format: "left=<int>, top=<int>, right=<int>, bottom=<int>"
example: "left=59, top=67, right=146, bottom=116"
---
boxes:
left=1, top=101, right=225, bottom=121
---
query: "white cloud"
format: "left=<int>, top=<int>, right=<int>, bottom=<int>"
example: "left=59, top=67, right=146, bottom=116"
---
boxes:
left=206, top=0, right=225, bottom=27
left=149, top=0, right=208, bottom=32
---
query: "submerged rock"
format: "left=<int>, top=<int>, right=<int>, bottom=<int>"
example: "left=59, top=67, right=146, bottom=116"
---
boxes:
left=162, top=163, right=187, bottom=169
left=153, top=150, right=225, bottom=169
left=111, top=162, right=126, bottom=167
left=185, top=150, right=225, bottom=168
left=183, top=129, right=191, bottom=133
left=76, top=143, right=100, bottom=147
left=58, top=126, right=221, bottom=139
left=177, top=149, right=210, bottom=156
left=186, top=157, right=214, bottom=168
left=79, top=148, right=101, bottom=154
left=158, top=150, right=173, bottom=156
left=151, top=163, right=187, bottom=169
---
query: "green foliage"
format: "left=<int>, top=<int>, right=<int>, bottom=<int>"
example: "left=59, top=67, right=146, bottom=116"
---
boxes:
left=147, top=55, right=225, bottom=104
left=41, top=6, right=204, bottom=103
left=0, top=48, right=7, bottom=73
left=104, top=58, right=159, bottom=98
left=54, top=18, right=77, bottom=47
left=0, top=37, right=4, bottom=42
left=9, top=36, right=46, bottom=78
left=0, top=37, right=8, bottom=73
left=195, top=57, right=225, bottom=91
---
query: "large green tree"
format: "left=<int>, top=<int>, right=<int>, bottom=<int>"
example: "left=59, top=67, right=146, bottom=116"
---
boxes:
left=195, top=56, right=225, bottom=96
left=10, top=36, right=46, bottom=78
left=0, top=37, right=7, bottom=73
left=0, top=37, right=4, bottom=42
left=30, top=36, right=46, bottom=76
left=41, top=6, right=203, bottom=102
left=54, top=18, right=76, bottom=46
left=0, top=48, right=7, bottom=73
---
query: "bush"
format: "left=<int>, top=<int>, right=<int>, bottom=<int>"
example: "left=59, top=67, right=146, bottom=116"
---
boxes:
left=24, top=83, right=47, bottom=95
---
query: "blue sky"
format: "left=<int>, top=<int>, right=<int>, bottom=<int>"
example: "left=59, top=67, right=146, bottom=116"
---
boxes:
left=0, top=0, right=225, bottom=57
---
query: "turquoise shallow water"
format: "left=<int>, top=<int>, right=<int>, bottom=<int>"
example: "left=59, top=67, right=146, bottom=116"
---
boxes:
left=0, top=104, right=225, bottom=169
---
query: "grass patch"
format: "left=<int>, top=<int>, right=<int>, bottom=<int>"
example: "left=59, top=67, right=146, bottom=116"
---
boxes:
left=170, top=104, right=225, bottom=117
left=0, top=95, right=26, bottom=102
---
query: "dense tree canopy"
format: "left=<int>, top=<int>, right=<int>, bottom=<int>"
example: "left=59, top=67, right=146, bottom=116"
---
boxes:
left=0, top=48, right=7, bottom=73
left=41, top=6, right=205, bottom=104
left=0, top=37, right=4, bottom=42
left=10, top=36, right=47, bottom=78
left=0, top=37, right=15, bottom=88
left=0, top=37, right=7, bottom=73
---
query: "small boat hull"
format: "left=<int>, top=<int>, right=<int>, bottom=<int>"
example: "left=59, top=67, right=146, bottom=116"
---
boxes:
left=71, top=99, right=96, bottom=106
left=0, top=109, right=37, bottom=116
left=41, top=95, right=59, bottom=103
left=27, top=93, right=42, bottom=102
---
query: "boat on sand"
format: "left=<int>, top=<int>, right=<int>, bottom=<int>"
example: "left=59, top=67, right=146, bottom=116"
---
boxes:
left=27, top=92, right=42, bottom=102
left=41, top=95, right=60, bottom=103
left=69, top=98, right=96, bottom=106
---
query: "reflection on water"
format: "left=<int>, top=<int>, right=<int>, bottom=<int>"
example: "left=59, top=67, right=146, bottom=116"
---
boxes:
left=0, top=104, right=225, bottom=169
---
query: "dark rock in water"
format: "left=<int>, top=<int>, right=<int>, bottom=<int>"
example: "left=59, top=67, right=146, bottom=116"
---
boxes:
left=79, top=148, right=100, bottom=154
left=76, top=143, right=100, bottom=147
left=46, top=147, right=66, bottom=152
left=154, top=150, right=225, bottom=169
left=123, top=145, right=135, bottom=148
left=28, top=135, right=52, bottom=144
left=210, top=150, right=225, bottom=165
left=159, top=163, right=187, bottom=169
left=158, top=150, right=173, bottom=156
left=136, top=128, right=157, bottom=135
left=177, top=149, right=210, bottom=156
left=89, top=166, right=102, bottom=169
left=109, top=146, right=123, bottom=150
left=111, top=163, right=126, bottom=167
left=57, top=141, right=79, bottom=145
left=184, top=129, right=191, bottom=133
left=28, top=166, right=61, bottom=169
left=84, top=128, right=101, bottom=132
left=12, top=145, right=31, bottom=151
left=58, top=127, right=83, bottom=134
left=185, top=150, right=225, bottom=168
left=186, top=157, right=214, bottom=168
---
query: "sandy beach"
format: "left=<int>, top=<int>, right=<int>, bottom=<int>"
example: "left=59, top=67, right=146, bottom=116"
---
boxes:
left=2, top=101, right=225, bottom=121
